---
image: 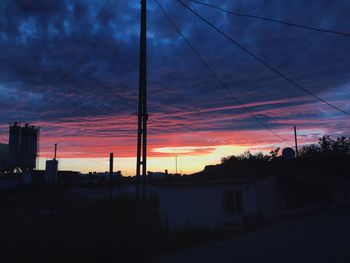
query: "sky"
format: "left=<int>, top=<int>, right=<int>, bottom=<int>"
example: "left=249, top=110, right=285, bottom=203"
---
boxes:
left=0, top=0, right=349, bottom=175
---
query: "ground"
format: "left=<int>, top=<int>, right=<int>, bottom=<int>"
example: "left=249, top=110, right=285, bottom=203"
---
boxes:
left=155, top=208, right=350, bottom=263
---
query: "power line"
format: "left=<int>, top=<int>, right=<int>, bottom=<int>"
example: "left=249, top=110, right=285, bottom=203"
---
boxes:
left=60, top=152, right=109, bottom=167
left=186, top=0, right=350, bottom=37
left=41, top=139, right=109, bottom=168
left=63, top=159, right=108, bottom=170
left=154, top=0, right=292, bottom=146
left=38, top=126, right=114, bottom=169
left=176, top=0, right=350, bottom=116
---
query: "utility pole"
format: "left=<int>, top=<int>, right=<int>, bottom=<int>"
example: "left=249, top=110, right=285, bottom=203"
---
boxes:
left=136, top=0, right=148, bottom=201
left=54, top=143, right=58, bottom=160
left=109, top=153, right=114, bottom=202
left=294, top=126, right=299, bottom=157
left=52, top=143, right=58, bottom=216
left=175, top=155, right=178, bottom=175
left=53, top=143, right=58, bottom=184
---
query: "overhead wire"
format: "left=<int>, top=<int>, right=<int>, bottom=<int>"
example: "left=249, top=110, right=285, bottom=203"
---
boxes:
left=154, top=0, right=292, bottom=146
left=175, top=0, right=350, bottom=116
left=186, top=0, right=350, bottom=37
left=40, top=137, right=109, bottom=170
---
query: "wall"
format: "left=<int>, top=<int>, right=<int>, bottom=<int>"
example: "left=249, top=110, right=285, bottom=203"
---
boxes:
left=0, top=178, right=22, bottom=189
left=0, top=174, right=31, bottom=189
left=158, top=183, right=256, bottom=230
left=45, top=160, right=58, bottom=184
left=242, top=184, right=258, bottom=216
left=256, top=176, right=285, bottom=218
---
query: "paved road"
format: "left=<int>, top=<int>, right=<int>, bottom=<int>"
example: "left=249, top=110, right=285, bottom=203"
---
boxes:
left=156, top=209, right=350, bottom=263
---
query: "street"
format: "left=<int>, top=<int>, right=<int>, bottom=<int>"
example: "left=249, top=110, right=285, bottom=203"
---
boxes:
left=156, top=208, right=350, bottom=263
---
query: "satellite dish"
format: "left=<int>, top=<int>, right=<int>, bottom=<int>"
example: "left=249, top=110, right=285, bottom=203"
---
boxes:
left=282, top=147, right=295, bottom=160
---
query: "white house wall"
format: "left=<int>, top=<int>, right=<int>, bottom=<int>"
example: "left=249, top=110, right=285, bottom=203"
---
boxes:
left=242, top=184, right=258, bottom=216
left=158, top=183, right=256, bottom=229
left=159, top=185, right=223, bottom=229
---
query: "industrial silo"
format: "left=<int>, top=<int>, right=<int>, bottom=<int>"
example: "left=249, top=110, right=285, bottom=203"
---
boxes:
left=7, top=122, right=21, bottom=170
left=30, top=126, right=39, bottom=170
left=20, top=124, right=39, bottom=170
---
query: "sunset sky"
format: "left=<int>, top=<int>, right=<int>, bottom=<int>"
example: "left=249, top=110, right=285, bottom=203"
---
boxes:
left=0, top=0, right=349, bottom=174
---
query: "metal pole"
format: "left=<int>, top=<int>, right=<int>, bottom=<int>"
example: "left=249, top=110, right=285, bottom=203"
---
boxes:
left=175, top=155, right=178, bottom=175
left=109, top=153, right=114, bottom=201
left=53, top=143, right=58, bottom=184
left=54, top=143, right=58, bottom=160
left=52, top=143, right=58, bottom=216
left=136, top=85, right=142, bottom=201
left=294, top=126, right=299, bottom=157
left=136, top=0, right=147, bottom=201
left=141, top=0, right=147, bottom=201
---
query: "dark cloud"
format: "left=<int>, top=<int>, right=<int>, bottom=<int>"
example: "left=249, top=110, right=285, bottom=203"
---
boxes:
left=0, top=0, right=349, bottom=151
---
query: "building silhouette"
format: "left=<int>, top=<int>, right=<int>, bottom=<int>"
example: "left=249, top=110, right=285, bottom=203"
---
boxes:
left=7, top=122, right=39, bottom=172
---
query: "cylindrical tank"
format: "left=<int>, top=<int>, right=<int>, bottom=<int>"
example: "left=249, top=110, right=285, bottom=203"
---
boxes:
left=29, top=126, right=39, bottom=169
left=20, top=124, right=31, bottom=169
left=7, top=122, right=39, bottom=171
left=7, top=122, right=21, bottom=169
left=20, top=124, right=38, bottom=170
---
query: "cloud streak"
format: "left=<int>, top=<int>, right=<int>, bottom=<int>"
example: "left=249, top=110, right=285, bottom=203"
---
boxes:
left=0, top=0, right=349, bottom=171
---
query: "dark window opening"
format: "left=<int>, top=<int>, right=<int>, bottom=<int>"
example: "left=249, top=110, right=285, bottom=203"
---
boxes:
left=223, top=190, right=243, bottom=213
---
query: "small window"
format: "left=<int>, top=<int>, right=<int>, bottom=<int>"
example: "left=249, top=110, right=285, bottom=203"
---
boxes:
left=223, top=190, right=242, bottom=213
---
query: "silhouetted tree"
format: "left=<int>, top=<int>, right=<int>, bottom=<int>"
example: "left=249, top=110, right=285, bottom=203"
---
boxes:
left=300, top=136, right=350, bottom=157
left=319, top=135, right=333, bottom=153
left=300, top=144, right=321, bottom=157
left=221, top=149, right=281, bottom=165
left=319, top=136, right=350, bottom=155
left=269, top=147, right=280, bottom=160
left=220, top=155, right=238, bottom=165
left=199, top=136, right=350, bottom=181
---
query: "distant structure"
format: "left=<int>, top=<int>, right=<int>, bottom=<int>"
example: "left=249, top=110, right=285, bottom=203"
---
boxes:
left=7, top=122, right=39, bottom=172
left=45, top=159, right=58, bottom=184
left=0, top=143, right=8, bottom=174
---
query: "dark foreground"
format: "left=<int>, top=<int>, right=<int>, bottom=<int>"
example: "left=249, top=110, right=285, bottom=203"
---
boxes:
left=1, top=187, right=350, bottom=263
left=0, top=188, right=230, bottom=262
left=156, top=208, right=350, bottom=263
left=0, top=188, right=158, bottom=262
